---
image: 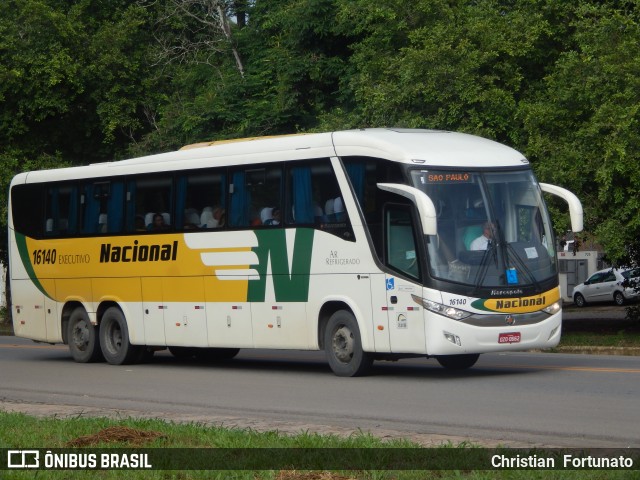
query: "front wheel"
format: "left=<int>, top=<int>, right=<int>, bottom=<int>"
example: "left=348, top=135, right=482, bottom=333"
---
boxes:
left=99, top=307, right=142, bottom=365
left=574, top=293, right=586, bottom=308
left=436, top=354, right=480, bottom=370
left=324, top=310, right=373, bottom=377
left=67, top=307, right=103, bottom=363
left=614, top=291, right=625, bottom=306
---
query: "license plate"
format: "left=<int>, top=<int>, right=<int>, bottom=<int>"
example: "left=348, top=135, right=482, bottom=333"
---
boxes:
left=499, top=332, right=521, bottom=344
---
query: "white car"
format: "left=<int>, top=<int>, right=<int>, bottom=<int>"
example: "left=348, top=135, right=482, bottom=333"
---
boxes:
left=572, top=267, right=640, bottom=307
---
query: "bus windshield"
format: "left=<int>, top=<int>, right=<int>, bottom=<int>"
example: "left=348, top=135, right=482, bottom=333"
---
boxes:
left=410, top=169, right=557, bottom=289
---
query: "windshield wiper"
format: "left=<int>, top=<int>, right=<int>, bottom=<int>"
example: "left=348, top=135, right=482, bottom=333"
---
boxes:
left=471, top=240, right=498, bottom=295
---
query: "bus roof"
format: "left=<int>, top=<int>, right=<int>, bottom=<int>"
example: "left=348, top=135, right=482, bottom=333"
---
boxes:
left=12, top=129, right=528, bottom=185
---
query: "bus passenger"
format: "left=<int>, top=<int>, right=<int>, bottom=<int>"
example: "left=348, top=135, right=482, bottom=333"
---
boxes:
left=151, top=213, right=170, bottom=231
left=263, top=207, right=281, bottom=225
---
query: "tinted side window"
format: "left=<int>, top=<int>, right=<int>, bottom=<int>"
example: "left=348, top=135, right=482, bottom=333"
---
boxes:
left=342, top=156, right=405, bottom=223
left=589, top=273, right=603, bottom=284
left=176, top=170, right=226, bottom=230
left=385, top=204, right=421, bottom=280
left=286, top=159, right=354, bottom=240
left=11, top=184, right=45, bottom=238
left=45, top=183, right=79, bottom=236
left=229, top=165, right=282, bottom=227
left=80, top=180, right=125, bottom=234
left=127, top=176, right=173, bottom=232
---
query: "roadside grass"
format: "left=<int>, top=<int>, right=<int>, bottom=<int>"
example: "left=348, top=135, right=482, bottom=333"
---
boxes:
left=558, top=331, right=640, bottom=348
left=0, top=412, right=633, bottom=480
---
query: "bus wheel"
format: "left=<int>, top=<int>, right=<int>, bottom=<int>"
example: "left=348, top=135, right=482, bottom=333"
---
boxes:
left=194, top=348, right=240, bottom=362
left=68, top=307, right=103, bottom=363
left=436, top=354, right=480, bottom=370
left=99, top=307, right=142, bottom=365
left=324, top=310, right=373, bottom=377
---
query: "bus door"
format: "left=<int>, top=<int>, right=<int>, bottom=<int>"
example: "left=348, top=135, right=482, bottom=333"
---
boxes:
left=384, top=204, right=427, bottom=354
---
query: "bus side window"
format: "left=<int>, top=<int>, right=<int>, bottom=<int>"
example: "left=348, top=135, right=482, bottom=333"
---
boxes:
left=11, top=184, right=45, bottom=238
left=286, top=158, right=354, bottom=240
left=385, top=204, right=421, bottom=280
left=126, top=175, right=173, bottom=233
left=46, top=183, right=79, bottom=236
left=79, top=180, right=124, bottom=235
left=229, top=166, right=281, bottom=228
left=176, top=170, right=226, bottom=230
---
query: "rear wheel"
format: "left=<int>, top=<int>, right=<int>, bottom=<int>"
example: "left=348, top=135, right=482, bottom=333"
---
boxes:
left=99, top=307, right=142, bottom=365
left=574, top=293, right=586, bottom=308
left=436, top=354, right=480, bottom=370
left=614, top=291, right=625, bottom=306
left=67, top=307, right=103, bottom=363
left=324, top=310, right=373, bottom=377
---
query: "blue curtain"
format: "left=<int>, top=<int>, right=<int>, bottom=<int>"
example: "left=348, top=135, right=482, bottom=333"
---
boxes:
left=230, top=171, right=249, bottom=226
left=346, top=162, right=365, bottom=204
left=126, top=180, right=137, bottom=231
left=292, top=166, right=314, bottom=224
left=107, top=181, right=124, bottom=232
left=81, top=185, right=101, bottom=234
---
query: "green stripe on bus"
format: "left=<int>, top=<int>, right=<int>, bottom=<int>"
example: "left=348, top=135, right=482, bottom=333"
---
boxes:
left=14, top=232, right=53, bottom=299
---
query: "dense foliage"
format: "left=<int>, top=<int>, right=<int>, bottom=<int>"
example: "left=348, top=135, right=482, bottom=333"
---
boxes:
left=2, top=0, right=640, bottom=262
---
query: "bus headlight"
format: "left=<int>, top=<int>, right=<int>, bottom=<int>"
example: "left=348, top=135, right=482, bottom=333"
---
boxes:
left=412, top=295, right=472, bottom=321
left=542, top=301, right=561, bottom=315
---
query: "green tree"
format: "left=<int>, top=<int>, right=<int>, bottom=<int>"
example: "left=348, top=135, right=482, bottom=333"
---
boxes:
left=322, top=0, right=572, bottom=143
left=522, top=3, right=640, bottom=260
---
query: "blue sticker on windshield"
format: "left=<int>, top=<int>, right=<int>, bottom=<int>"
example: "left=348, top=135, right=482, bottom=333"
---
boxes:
left=506, top=268, right=518, bottom=284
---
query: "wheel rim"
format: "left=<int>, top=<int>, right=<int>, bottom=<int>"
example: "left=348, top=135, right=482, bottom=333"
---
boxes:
left=615, top=293, right=623, bottom=305
left=332, top=326, right=354, bottom=363
left=576, top=295, right=584, bottom=306
left=71, top=320, right=90, bottom=352
left=105, top=321, right=123, bottom=355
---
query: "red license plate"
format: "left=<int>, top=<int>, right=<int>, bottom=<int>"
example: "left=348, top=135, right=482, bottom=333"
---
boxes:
left=499, top=332, right=521, bottom=344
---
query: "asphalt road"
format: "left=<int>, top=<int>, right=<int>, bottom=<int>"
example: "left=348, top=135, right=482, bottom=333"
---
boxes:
left=1, top=334, right=639, bottom=449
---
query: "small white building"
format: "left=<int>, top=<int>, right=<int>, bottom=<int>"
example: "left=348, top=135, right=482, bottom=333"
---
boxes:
left=557, top=250, right=605, bottom=302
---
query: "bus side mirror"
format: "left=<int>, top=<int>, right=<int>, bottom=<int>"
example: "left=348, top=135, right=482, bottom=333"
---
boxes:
left=377, top=183, right=437, bottom=236
left=540, top=183, right=584, bottom=233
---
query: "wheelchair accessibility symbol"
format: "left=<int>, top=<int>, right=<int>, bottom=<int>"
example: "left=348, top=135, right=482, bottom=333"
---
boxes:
left=386, top=278, right=395, bottom=291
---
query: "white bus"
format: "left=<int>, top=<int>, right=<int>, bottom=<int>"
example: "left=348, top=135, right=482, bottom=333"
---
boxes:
left=8, top=128, right=582, bottom=376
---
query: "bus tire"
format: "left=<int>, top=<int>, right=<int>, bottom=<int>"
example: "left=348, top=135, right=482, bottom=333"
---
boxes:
left=436, top=353, right=480, bottom=370
left=324, top=310, right=373, bottom=377
left=99, top=307, right=142, bottom=365
left=68, top=307, right=103, bottom=363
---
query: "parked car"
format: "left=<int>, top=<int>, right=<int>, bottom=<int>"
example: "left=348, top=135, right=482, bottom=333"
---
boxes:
left=572, top=267, right=640, bottom=307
